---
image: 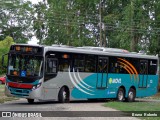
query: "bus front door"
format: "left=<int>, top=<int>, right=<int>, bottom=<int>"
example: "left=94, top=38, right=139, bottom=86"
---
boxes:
left=96, top=57, right=108, bottom=89
left=138, top=60, right=148, bottom=88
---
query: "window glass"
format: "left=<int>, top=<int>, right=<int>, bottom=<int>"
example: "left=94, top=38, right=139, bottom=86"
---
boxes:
left=44, top=58, right=58, bottom=81
left=139, top=60, right=148, bottom=75
left=149, top=60, right=157, bottom=75
left=46, top=59, right=57, bottom=73
left=74, top=54, right=85, bottom=72
left=109, top=57, right=120, bottom=73
left=85, top=55, right=96, bottom=72
left=59, top=59, right=70, bottom=72
left=109, top=57, right=138, bottom=74
left=98, top=57, right=108, bottom=73
left=8, top=54, right=43, bottom=77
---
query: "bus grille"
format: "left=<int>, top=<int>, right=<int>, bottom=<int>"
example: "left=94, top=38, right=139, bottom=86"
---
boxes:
left=9, top=87, right=31, bottom=96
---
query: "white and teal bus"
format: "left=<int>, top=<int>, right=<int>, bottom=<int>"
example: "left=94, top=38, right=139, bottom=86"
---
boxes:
left=2, top=44, right=159, bottom=103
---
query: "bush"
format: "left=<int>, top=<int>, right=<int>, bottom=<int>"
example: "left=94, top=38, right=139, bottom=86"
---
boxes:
left=0, top=36, right=13, bottom=75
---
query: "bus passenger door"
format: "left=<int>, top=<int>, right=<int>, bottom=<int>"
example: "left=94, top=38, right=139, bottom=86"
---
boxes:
left=44, top=58, right=58, bottom=99
left=96, top=57, right=108, bottom=89
left=138, top=60, right=148, bottom=88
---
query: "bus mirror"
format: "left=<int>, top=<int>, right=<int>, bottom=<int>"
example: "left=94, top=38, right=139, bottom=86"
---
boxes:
left=2, top=53, right=8, bottom=69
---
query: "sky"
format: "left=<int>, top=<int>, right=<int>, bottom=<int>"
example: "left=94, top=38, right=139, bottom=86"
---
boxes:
left=28, top=36, right=39, bottom=45
left=30, top=0, right=42, bottom=4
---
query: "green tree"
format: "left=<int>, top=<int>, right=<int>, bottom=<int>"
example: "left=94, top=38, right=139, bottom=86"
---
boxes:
left=32, top=0, right=160, bottom=56
left=0, top=0, right=33, bottom=43
left=0, top=36, right=14, bottom=75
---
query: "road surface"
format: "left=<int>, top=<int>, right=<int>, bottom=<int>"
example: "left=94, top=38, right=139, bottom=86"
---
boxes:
left=0, top=99, right=139, bottom=120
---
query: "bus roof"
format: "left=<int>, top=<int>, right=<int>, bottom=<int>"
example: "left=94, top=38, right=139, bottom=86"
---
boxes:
left=43, top=45, right=158, bottom=60
left=11, top=44, right=158, bottom=60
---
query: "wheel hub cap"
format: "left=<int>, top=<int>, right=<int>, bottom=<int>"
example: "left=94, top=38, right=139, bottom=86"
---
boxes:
left=118, top=91, right=123, bottom=100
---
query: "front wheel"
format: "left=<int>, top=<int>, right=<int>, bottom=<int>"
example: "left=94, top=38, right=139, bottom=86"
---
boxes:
left=58, top=87, right=70, bottom=103
left=117, top=88, right=125, bottom=102
left=126, top=88, right=136, bottom=102
left=27, top=99, right=34, bottom=104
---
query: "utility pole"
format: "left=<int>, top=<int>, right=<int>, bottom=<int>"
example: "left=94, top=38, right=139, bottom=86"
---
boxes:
left=130, top=0, right=136, bottom=52
left=99, top=0, right=103, bottom=47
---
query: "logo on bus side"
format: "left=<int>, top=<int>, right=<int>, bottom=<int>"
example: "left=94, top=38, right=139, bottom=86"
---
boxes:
left=117, top=58, right=139, bottom=82
left=68, top=66, right=95, bottom=96
left=109, top=78, right=121, bottom=84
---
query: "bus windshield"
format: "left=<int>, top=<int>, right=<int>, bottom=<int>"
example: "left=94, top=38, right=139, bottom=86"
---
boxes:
left=8, top=54, right=43, bottom=78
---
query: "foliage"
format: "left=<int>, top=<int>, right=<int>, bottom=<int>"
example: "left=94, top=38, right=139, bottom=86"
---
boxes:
left=29, top=0, right=159, bottom=55
left=0, top=36, right=14, bottom=75
left=1, top=0, right=160, bottom=55
left=0, top=0, right=33, bottom=43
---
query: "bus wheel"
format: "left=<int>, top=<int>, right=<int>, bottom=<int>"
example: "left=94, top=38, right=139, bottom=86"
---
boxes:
left=27, top=99, right=34, bottom=104
left=117, top=88, right=124, bottom=102
left=58, top=87, right=70, bottom=103
left=127, top=88, right=136, bottom=102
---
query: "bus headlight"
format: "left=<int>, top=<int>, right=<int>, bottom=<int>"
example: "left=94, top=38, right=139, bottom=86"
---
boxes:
left=32, top=83, right=41, bottom=90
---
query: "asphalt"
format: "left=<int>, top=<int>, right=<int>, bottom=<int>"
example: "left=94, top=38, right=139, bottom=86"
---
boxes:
left=0, top=99, right=140, bottom=120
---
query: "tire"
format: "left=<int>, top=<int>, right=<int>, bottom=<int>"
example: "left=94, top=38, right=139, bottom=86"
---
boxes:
left=127, top=88, right=136, bottom=102
left=117, top=88, right=125, bottom=102
left=27, top=99, right=34, bottom=104
left=0, top=81, right=2, bottom=84
left=58, top=87, right=70, bottom=103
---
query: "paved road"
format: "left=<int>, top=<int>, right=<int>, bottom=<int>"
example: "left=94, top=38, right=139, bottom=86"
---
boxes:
left=0, top=99, right=139, bottom=120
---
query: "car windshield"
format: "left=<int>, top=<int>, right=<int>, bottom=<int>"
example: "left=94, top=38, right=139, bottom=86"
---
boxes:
left=8, top=54, right=43, bottom=77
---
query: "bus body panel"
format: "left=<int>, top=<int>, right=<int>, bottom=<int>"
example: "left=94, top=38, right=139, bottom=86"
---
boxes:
left=5, top=72, right=158, bottom=101
left=3, top=44, right=159, bottom=102
left=71, top=73, right=158, bottom=99
left=5, top=77, right=44, bottom=99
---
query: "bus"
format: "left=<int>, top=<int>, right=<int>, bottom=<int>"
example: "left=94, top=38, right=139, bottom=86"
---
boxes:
left=2, top=44, right=159, bottom=103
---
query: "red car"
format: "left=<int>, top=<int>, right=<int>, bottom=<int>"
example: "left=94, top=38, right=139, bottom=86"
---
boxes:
left=0, top=76, right=6, bottom=84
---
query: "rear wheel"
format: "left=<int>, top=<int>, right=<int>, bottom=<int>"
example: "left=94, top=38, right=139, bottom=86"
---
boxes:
left=58, top=87, right=70, bottom=103
left=117, top=88, right=125, bottom=102
left=27, top=99, right=34, bottom=104
left=127, top=88, right=136, bottom=102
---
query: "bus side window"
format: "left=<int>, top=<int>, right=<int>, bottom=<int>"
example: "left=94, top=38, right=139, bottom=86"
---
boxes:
left=85, top=55, right=96, bottom=72
left=59, top=59, right=69, bottom=72
left=149, top=60, right=157, bottom=75
left=44, top=58, right=58, bottom=81
left=74, top=55, right=85, bottom=72
left=46, top=59, right=57, bottom=73
left=109, top=57, right=118, bottom=73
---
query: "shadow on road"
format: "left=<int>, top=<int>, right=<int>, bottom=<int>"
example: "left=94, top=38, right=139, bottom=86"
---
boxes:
left=7, top=99, right=114, bottom=105
left=5, top=98, right=160, bottom=106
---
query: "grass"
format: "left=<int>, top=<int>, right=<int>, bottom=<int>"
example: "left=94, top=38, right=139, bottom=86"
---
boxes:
left=0, top=84, right=18, bottom=103
left=104, top=101, right=160, bottom=120
left=0, top=84, right=4, bottom=88
left=104, top=101, right=160, bottom=111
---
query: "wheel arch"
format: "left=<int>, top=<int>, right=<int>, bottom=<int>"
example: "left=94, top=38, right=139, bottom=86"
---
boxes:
left=129, top=86, right=136, bottom=97
left=118, top=85, right=126, bottom=96
left=58, top=85, right=70, bottom=101
left=126, top=85, right=136, bottom=102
